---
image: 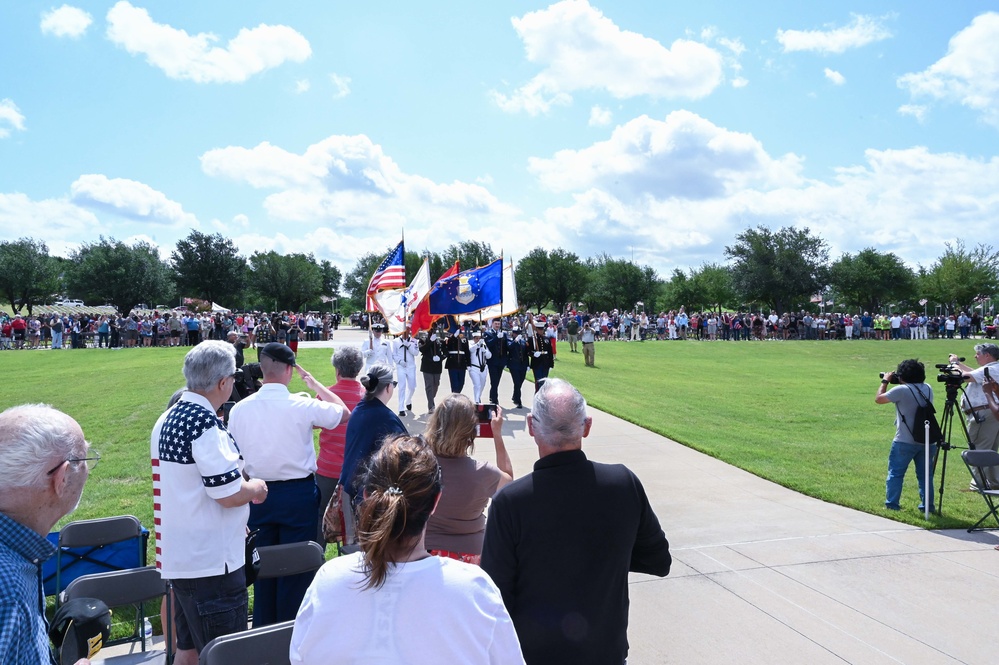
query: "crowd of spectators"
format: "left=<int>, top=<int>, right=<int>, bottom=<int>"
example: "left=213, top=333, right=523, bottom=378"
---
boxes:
left=0, top=310, right=343, bottom=350
left=543, top=308, right=992, bottom=342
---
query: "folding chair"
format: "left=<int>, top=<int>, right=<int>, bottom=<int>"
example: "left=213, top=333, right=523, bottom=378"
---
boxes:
left=254, top=541, right=326, bottom=580
left=198, top=620, right=294, bottom=665
left=962, top=449, right=999, bottom=532
left=54, top=515, right=146, bottom=604
left=60, top=566, right=171, bottom=664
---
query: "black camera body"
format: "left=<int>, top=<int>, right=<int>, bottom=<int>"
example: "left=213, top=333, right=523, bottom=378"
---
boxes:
left=935, top=363, right=965, bottom=386
left=879, top=372, right=900, bottom=384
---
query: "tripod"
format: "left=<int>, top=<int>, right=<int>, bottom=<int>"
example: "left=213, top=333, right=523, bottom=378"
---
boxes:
left=934, top=380, right=970, bottom=513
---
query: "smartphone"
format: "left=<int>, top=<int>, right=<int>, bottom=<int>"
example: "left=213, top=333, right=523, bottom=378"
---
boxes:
left=475, top=403, right=497, bottom=422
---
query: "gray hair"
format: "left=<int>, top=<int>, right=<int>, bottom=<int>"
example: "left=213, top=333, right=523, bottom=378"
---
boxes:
left=975, top=343, right=999, bottom=362
left=332, top=346, right=364, bottom=379
left=360, top=363, right=394, bottom=400
left=183, top=341, right=236, bottom=392
left=0, top=404, right=83, bottom=488
left=531, top=378, right=588, bottom=448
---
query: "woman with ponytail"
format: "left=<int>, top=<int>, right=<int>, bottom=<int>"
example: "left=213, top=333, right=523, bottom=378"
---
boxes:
left=338, top=363, right=407, bottom=501
left=290, top=436, right=525, bottom=664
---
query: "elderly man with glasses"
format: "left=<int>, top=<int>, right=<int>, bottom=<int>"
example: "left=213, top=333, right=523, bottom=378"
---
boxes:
left=151, top=341, right=269, bottom=665
left=950, top=343, right=999, bottom=489
left=0, top=404, right=95, bottom=665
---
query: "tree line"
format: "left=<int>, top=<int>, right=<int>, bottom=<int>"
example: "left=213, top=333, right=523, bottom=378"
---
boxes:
left=1, top=226, right=995, bottom=317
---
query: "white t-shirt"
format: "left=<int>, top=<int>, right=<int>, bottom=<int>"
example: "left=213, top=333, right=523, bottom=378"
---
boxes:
left=151, top=392, right=247, bottom=579
left=228, top=383, right=343, bottom=481
left=290, top=553, right=525, bottom=665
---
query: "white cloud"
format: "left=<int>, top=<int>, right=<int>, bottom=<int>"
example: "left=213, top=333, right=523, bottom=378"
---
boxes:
left=329, top=73, right=351, bottom=99
left=295, top=79, right=311, bottom=93
left=718, top=37, right=745, bottom=56
left=530, top=112, right=999, bottom=269
left=40, top=4, right=93, bottom=38
left=824, top=68, right=845, bottom=85
left=105, top=1, right=311, bottom=84
left=492, top=0, right=724, bottom=114
left=777, top=14, right=892, bottom=55
left=0, top=100, right=26, bottom=139
left=0, top=193, right=102, bottom=257
left=898, top=104, right=927, bottom=122
left=731, top=77, right=748, bottom=89
left=588, top=105, right=612, bottom=126
left=529, top=110, right=804, bottom=200
left=199, top=134, right=540, bottom=266
left=69, top=174, right=196, bottom=226
left=897, top=12, right=999, bottom=128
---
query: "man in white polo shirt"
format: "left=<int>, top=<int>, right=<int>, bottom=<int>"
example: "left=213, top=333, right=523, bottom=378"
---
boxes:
left=151, top=341, right=268, bottom=665
left=227, top=342, right=350, bottom=625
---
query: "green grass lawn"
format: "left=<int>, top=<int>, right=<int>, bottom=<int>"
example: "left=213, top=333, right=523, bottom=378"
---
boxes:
left=0, top=337, right=987, bottom=544
left=549, top=337, right=985, bottom=528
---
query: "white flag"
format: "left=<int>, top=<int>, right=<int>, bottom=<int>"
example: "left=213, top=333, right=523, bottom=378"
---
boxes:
left=379, top=259, right=431, bottom=335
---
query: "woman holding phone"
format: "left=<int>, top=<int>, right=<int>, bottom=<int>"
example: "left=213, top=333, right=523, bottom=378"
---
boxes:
left=424, top=394, right=513, bottom=564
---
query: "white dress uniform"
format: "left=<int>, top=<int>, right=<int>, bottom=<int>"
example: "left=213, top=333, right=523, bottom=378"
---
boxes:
left=393, top=335, right=419, bottom=413
left=362, top=333, right=395, bottom=372
left=468, top=336, right=492, bottom=403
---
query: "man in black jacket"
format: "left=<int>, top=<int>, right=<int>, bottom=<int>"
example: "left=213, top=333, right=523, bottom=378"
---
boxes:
left=481, top=378, right=671, bottom=665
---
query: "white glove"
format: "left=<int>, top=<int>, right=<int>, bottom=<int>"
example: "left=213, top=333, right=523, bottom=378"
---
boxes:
left=533, top=351, right=542, bottom=358
left=430, top=334, right=437, bottom=341
left=433, top=355, right=440, bottom=362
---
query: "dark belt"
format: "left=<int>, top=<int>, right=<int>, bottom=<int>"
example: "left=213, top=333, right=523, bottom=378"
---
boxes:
left=964, top=405, right=990, bottom=415
left=266, top=474, right=315, bottom=485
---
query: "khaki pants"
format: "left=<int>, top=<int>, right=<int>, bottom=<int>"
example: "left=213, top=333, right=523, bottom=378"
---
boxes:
left=583, top=342, right=595, bottom=366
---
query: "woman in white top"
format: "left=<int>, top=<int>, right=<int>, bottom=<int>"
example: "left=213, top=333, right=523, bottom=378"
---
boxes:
left=290, top=435, right=525, bottom=665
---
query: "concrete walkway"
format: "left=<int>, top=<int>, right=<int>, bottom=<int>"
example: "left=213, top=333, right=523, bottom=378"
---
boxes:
left=107, top=330, right=999, bottom=663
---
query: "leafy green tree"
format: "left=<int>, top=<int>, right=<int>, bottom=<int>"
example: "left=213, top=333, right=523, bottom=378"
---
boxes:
left=920, top=241, right=999, bottom=313
left=171, top=230, right=246, bottom=307
left=515, top=248, right=551, bottom=313
left=247, top=252, right=324, bottom=312
left=0, top=238, right=60, bottom=314
left=692, top=263, right=737, bottom=313
left=343, top=251, right=387, bottom=311
left=661, top=269, right=698, bottom=312
left=725, top=226, right=829, bottom=314
left=547, top=248, right=588, bottom=313
left=583, top=254, right=660, bottom=313
left=66, top=237, right=173, bottom=314
left=829, top=248, right=917, bottom=313
left=319, top=260, right=342, bottom=308
left=442, top=241, right=497, bottom=270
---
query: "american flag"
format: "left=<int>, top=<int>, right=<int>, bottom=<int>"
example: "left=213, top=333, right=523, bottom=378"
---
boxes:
left=366, top=241, right=406, bottom=311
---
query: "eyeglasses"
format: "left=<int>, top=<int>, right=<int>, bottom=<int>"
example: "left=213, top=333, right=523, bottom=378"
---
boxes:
left=47, top=450, right=101, bottom=475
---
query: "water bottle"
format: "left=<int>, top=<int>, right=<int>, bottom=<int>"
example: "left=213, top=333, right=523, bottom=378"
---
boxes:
left=143, top=618, right=153, bottom=640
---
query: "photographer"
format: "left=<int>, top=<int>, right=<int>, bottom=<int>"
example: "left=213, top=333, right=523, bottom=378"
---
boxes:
left=949, top=344, right=999, bottom=489
left=875, top=359, right=934, bottom=512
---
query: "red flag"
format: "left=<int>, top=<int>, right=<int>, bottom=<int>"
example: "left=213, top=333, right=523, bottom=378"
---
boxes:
left=410, top=261, right=459, bottom=332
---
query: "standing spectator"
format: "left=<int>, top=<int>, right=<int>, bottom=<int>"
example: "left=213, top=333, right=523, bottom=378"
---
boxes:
left=97, top=316, right=110, bottom=348
left=227, top=343, right=349, bottom=625
left=316, top=346, right=366, bottom=547
left=875, top=360, right=934, bottom=511
left=481, top=379, right=671, bottom=665
left=0, top=404, right=95, bottom=665
left=425, top=395, right=513, bottom=563
left=151, top=341, right=268, bottom=665
left=49, top=315, right=64, bottom=350
left=581, top=320, right=596, bottom=367
left=290, top=436, right=525, bottom=665
left=185, top=314, right=201, bottom=346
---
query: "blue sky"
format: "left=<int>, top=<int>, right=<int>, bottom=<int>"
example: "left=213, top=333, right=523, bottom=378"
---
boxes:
left=2, top=1, right=998, bottom=277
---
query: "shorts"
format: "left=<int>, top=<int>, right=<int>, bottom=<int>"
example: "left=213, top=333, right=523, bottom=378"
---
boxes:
left=171, top=567, right=248, bottom=652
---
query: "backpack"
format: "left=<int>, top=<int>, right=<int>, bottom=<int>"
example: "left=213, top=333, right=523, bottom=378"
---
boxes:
left=899, top=385, right=944, bottom=445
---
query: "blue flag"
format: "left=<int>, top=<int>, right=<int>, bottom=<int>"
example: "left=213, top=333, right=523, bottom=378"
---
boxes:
left=428, top=259, right=503, bottom=316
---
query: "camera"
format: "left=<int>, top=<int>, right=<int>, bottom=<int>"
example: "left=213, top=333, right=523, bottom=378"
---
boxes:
left=879, top=372, right=900, bottom=384
left=935, top=363, right=965, bottom=386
